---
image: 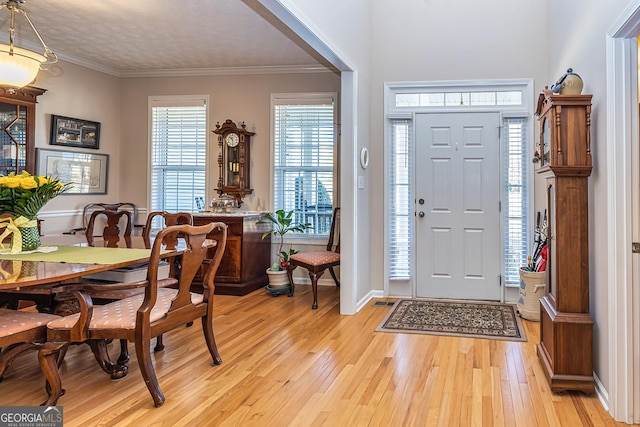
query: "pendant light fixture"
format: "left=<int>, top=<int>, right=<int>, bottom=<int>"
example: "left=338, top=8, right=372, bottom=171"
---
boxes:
left=0, top=0, right=57, bottom=89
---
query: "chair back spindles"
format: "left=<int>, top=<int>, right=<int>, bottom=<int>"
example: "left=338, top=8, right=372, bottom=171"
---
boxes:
left=325, top=207, right=340, bottom=253
left=85, top=210, right=133, bottom=248
left=142, top=212, right=193, bottom=250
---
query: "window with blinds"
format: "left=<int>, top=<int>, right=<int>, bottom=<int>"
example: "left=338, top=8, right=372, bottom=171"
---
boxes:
left=503, top=117, right=529, bottom=285
left=389, top=119, right=413, bottom=279
left=150, top=98, right=207, bottom=213
left=272, top=94, right=335, bottom=235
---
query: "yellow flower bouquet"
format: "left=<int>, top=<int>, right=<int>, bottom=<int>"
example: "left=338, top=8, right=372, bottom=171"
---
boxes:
left=0, top=171, right=72, bottom=252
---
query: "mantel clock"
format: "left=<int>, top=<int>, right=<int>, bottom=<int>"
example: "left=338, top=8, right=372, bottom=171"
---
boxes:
left=213, top=119, right=255, bottom=207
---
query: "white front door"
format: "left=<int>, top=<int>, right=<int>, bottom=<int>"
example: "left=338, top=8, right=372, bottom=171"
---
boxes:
left=415, top=112, right=501, bottom=300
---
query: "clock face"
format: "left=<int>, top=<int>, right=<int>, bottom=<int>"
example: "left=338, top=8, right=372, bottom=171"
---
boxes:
left=225, top=133, right=239, bottom=147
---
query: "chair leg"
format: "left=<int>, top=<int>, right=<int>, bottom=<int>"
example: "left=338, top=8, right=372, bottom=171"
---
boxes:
left=117, top=339, right=130, bottom=364
left=308, top=271, right=320, bottom=310
left=201, top=315, right=222, bottom=366
left=86, top=339, right=128, bottom=380
left=0, top=342, right=38, bottom=379
left=286, top=265, right=297, bottom=297
left=134, top=332, right=165, bottom=407
left=154, top=334, right=165, bottom=352
left=38, top=342, right=66, bottom=406
left=329, top=267, right=340, bottom=287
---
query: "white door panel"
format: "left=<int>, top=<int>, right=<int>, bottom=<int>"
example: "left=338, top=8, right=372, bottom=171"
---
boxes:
left=415, top=112, right=501, bottom=300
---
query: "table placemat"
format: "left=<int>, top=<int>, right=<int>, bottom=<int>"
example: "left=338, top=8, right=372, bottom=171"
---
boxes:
left=0, top=245, right=157, bottom=265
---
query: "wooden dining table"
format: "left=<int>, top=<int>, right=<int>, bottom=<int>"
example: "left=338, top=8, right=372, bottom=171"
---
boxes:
left=0, top=236, right=174, bottom=291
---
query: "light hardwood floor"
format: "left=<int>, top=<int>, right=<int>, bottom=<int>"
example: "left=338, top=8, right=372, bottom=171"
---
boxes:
left=0, top=286, right=629, bottom=426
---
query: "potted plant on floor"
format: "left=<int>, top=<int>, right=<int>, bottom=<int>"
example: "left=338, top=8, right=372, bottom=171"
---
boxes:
left=258, top=209, right=309, bottom=294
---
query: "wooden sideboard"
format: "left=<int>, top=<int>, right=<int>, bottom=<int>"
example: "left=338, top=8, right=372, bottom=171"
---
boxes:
left=193, top=213, right=271, bottom=295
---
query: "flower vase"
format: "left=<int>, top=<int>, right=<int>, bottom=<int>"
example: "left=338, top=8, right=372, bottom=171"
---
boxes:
left=20, top=225, right=40, bottom=251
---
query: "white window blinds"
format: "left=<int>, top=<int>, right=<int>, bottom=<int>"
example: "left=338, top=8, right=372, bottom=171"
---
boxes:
left=150, top=99, right=207, bottom=213
left=273, top=96, right=335, bottom=235
left=389, top=119, right=413, bottom=279
left=502, top=117, right=529, bottom=285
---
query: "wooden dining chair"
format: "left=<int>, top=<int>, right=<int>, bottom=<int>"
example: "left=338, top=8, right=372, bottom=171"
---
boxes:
left=47, top=222, right=228, bottom=407
left=83, top=210, right=185, bottom=362
left=66, top=202, right=143, bottom=235
left=85, top=209, right=133, bottom=248
left=142, top=211, right=193, bottom=252
left=286, top=207, right=340, bottom=309
left=0, top=308, right=66, bottom=405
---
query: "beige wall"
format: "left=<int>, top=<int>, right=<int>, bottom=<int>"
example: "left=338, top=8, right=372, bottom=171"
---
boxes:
left=30, top=60, right=122, bottom=234
left=32, top=66, right=340, bottom=235
left=119, top=72, right=340, bottom=212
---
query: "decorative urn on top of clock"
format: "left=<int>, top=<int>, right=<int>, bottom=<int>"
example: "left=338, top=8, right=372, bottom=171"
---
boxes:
left=213, top=119, right=255, bottom=207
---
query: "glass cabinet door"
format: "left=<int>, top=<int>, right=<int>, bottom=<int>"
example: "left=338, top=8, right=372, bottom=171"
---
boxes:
left=0, top=86, right=46, bottom=176
left=0, top=102, right=28, bottom=176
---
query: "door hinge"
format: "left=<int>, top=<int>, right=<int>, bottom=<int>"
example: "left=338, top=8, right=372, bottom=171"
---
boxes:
left=498, top=274, right=502, bottom=287
left=498, top=201, right=501, bottom=212
left=633, top=242, right=640, bottom=253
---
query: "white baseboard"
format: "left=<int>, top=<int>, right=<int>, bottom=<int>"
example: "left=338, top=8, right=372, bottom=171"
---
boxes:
left=357, top=289, right=385, bottom=312
left=292, top=277, right=338, bottom=287
left=593, top=371, right=610, bottom=414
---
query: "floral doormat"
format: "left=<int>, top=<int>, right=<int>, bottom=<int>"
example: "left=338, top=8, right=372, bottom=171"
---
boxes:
left=375, top=299, right=527, bottom=342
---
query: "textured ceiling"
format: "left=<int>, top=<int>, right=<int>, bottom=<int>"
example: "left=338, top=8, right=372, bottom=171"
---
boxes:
left=0, top=0, right=325, bottom=76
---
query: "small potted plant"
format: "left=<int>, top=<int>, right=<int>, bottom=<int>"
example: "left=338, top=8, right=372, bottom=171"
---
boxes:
left=258, top=209, right=309, bottom=292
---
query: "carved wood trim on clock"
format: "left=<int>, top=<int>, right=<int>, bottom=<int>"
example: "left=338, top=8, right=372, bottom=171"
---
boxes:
left=536, top=88, right=593, bottom=179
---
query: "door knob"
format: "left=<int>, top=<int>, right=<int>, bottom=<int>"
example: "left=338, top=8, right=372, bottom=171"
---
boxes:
left=418, top=211, right=425, bottom=217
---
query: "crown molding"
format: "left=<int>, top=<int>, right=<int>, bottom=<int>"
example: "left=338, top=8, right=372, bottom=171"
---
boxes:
left=0, top=35, right=332, bottom=78
left=117, top=64, right=333, bottom=78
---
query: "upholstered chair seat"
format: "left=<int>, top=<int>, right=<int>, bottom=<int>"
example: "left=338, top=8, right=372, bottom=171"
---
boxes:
left=0, top=309, right=60, bottom=335
left=0, top=308, right=66, bottom=405
left=290, top=252, right=340, bottom=267
left=47, top=288, right=204, bottom=331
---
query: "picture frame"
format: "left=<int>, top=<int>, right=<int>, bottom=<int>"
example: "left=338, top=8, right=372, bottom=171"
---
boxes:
left=36, top=148, right=108, bottom=194
left=50, top=114, right=101, bottom=149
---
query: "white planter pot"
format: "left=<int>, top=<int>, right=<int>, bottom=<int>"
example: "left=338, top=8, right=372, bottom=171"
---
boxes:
left=266, top=268, right=289, bottom=288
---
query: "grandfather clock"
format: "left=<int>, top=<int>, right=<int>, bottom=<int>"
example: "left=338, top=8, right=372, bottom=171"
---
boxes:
left=535, top=88, right=594, bottom=394
left=213, top=119, right=254, bottom=207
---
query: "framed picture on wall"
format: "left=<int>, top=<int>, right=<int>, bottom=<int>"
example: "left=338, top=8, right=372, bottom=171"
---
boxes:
left=36, top=148, right=108, bottom=194
left=50, top=115, right=101, bottom=149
